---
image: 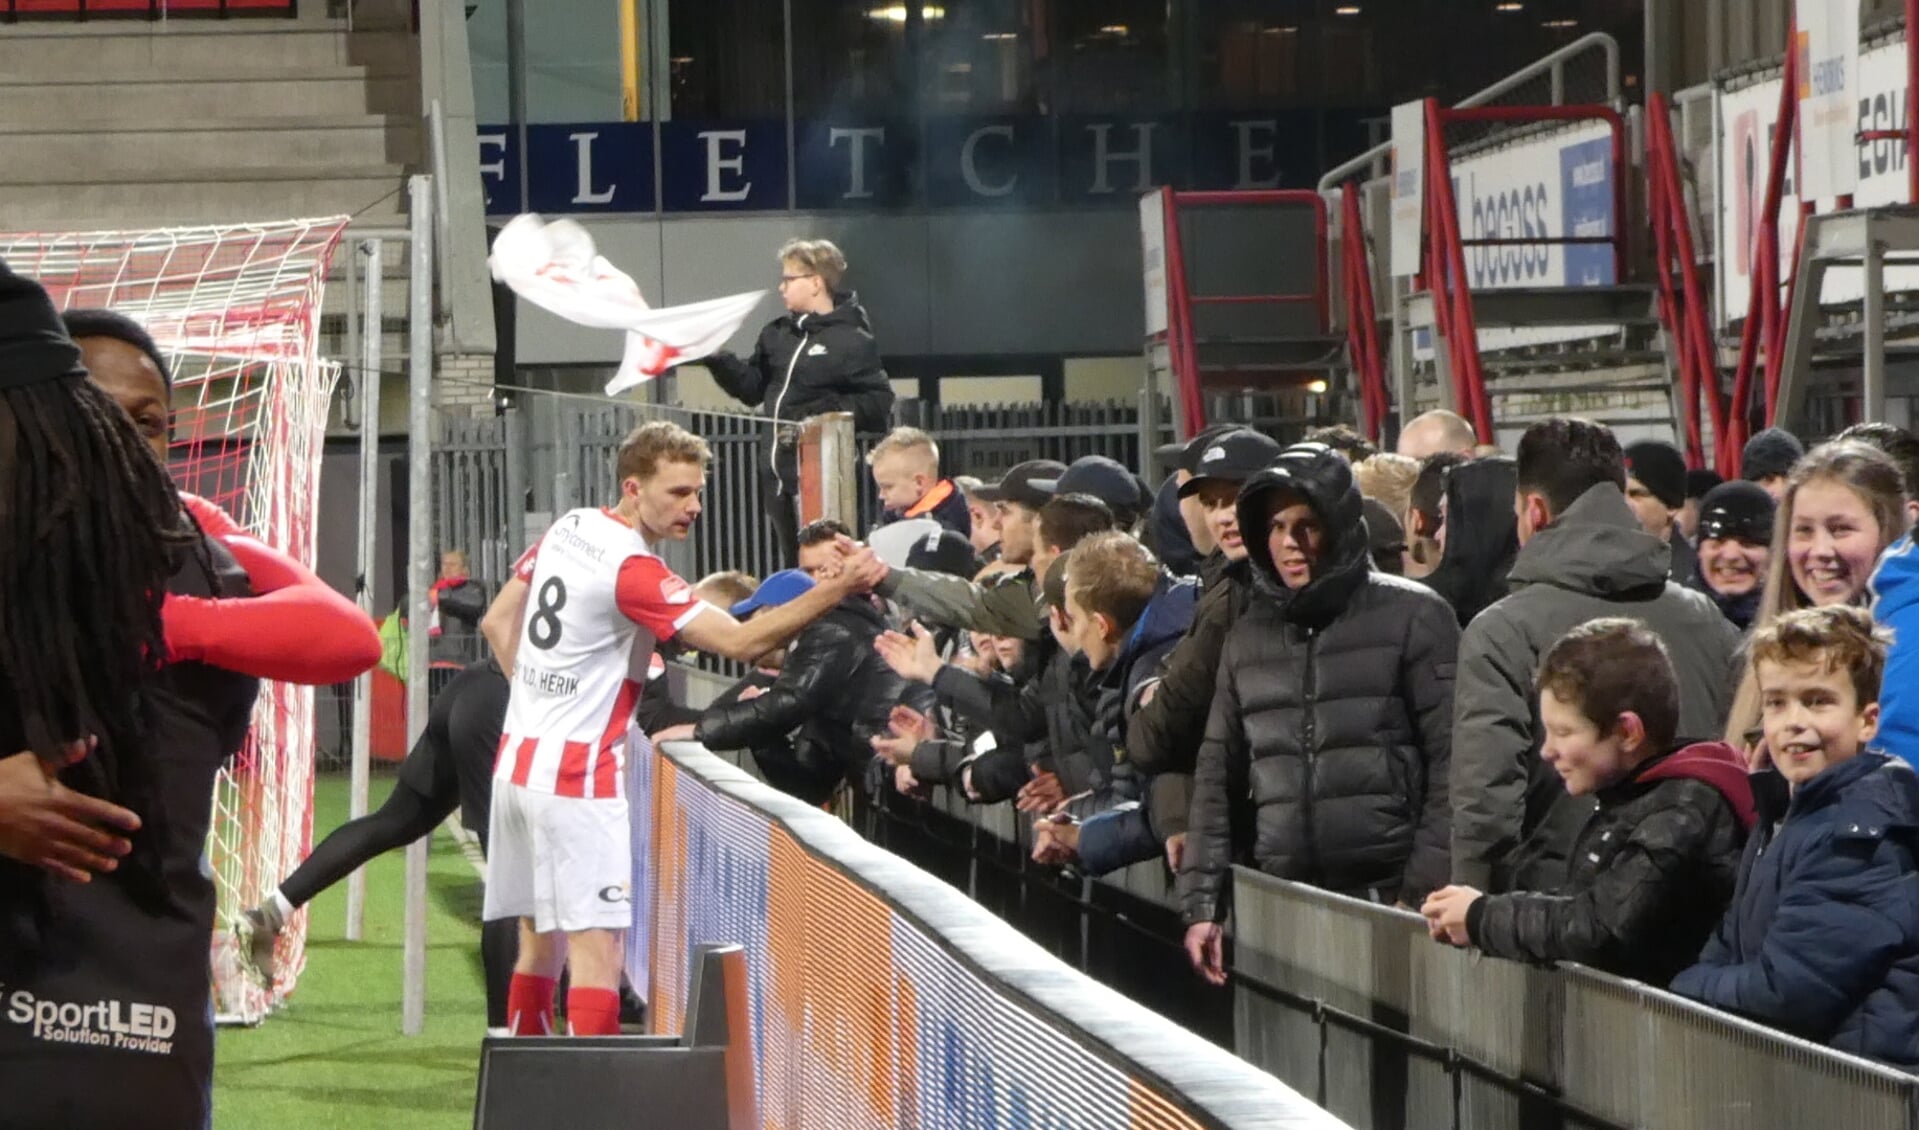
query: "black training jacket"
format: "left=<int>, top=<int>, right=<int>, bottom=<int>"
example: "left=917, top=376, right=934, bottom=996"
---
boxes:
left=706, top=292, right=895, bottom=436
left=1180, top=445, right=1460, bottom=924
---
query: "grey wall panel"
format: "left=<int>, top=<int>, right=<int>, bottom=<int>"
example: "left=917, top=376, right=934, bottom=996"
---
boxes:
left=924, top=209, right=1144, bottom=356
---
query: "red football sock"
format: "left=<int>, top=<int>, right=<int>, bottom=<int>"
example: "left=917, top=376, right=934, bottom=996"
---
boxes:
left=506, top=973, right=557, bottom=1036
left=566, top=987, right=622, bottom=1036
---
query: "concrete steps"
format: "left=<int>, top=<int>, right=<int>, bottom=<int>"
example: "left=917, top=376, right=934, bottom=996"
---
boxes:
left=0, top=22, right=414, bottom=78
left=0, top=17, right=418, bottom=235
left=0, top=66, right=418, bottom=121
left=0, top=115, right=418, bottom=177
left=0, top=164, right=409, bottom=231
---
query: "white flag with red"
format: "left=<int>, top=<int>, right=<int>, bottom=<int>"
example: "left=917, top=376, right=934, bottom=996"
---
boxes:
left=488, top=213, right=766, bottom=395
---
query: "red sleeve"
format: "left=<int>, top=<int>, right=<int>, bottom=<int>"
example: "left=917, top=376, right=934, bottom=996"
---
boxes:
left=181, top=492, right=246, bottom=540
left=513, top=539, right=542, bottom=583
left=614, top=555, right=707, bottom=641
left=163, top=535, right=382, bottom=685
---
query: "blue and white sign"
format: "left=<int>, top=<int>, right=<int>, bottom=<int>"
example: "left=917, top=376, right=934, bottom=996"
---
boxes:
left=480, top=111, right=1368, bottom=216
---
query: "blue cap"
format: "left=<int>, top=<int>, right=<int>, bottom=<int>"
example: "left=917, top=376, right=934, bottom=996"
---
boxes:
left=730, top=569, right=816, bottom=618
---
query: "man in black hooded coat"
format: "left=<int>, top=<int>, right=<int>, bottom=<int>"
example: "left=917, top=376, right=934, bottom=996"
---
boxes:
left=1180, top=443, right=1459, bottom=982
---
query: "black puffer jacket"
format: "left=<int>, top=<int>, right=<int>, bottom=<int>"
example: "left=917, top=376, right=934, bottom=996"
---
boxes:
left=1421, top=456, right=1519, bottom=628
left=706, top=292, right=895, bottom=434
left=695, top=596, right=929, bottom=781
left=1180, top=444, right=1461, bottom=924
left=1468, top=742, right=1754, bottom=987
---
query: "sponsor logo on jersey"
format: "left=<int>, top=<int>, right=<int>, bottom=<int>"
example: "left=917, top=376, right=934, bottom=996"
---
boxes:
left=1, top=986, right=177, bottom=1056
left=548, top=522, right=610, bottom=564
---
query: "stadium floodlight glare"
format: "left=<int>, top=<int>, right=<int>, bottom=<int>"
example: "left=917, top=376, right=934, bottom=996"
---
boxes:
left=1334, top=5, right=1361, bottom=14
left=866, top=3, right=944, bottom=21
left=1495, top=2, right=1525, bottom=10
left=1543, top=18, right=1578, bottom=27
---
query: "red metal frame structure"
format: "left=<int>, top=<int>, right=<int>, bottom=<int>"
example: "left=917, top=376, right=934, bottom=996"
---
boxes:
left=1646, top=91, right=1727, bottom=471
left=1160, top=189, right=1331, bottom=432
left=1340, top=183, right=1390, bottom=442
left=1728, top=3, right=1919, bottom=457
left=1417, top=100, right=1630, bottom=443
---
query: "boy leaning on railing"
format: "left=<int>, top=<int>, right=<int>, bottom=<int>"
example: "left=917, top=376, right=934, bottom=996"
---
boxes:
left=1421, top=618, right=1754, bottom=988
left=1669, top=605, right=1919, bottom=1071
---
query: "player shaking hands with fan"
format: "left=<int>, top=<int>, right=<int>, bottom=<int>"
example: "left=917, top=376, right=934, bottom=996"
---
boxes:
left=478, top=420, right=883, bottom=1037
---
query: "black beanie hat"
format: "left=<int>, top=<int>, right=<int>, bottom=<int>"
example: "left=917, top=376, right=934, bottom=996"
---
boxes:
left=1624, top=440, right=1688, bottom=510
left=1742, top=427, right=1806, bottom=483
left=0, top=258, right=85, bottom=390
left=1696, top=480, right=1777, bottom=545
left=1686, top=467, right=1724, bottom=501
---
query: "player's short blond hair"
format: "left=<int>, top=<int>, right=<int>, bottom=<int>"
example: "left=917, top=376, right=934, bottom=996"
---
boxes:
left=778, top=238, right=848, bottom=291
left=1353, top=453, right=1420, bottom=521
left=866, top=425, right=940, bottom=472
left=1064, top=532, right=1158, bottom=633
left=617, top=420, right=710, bottom=484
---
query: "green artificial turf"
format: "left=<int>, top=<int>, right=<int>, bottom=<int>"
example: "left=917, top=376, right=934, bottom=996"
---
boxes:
left=211, top=774, right=489, bottom=1129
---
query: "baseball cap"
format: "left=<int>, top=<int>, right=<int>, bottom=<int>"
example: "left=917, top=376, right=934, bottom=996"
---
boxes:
left=868, top=518, right=944, bottom=570
left=1030, top=455, right=1142, bottom=512
left=907, top=528, right=980, bottom=578
left=730, top=568, right=816, bottom=618
left=1154, top=423, right=1241, bottom=473
left=1178, top=429, right=1286, bottom=497
left=1696, top=480, right=1776, bottom=545
left=972, top=459, right=1067, bottom=510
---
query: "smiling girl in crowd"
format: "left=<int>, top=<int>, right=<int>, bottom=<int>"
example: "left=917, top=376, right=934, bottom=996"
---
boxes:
left=1725, top=441, right=1909, bottom=761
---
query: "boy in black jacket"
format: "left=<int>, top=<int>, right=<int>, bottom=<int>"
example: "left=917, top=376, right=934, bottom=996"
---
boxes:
left=1032, top=533, right=1196, bottom=872
left=1423, top=618, right=1754, bottom=987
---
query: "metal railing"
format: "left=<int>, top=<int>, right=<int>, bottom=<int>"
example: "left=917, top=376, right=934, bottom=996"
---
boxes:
left=1416, top=100, right=1631, bottom=443
left=1315, top=32, right=1623, bottom=194
left=719, top=739, right=1919, bottom=1130
left=1232, top=872, right=1919, bottom=1130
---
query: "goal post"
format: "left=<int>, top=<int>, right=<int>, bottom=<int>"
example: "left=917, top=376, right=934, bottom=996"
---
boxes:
left=0, top=217, right=351, bottom=1025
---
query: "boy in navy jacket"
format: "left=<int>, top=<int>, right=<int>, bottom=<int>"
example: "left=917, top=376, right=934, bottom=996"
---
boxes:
left=1671, top=605, right=1919, bottom=1069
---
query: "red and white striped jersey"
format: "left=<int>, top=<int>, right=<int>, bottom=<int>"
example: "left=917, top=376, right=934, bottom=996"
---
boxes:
left=495, top=507, right=708, bottom=798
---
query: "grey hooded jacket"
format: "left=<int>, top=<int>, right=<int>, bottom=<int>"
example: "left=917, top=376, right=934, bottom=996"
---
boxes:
left=1450, top=483, right=1742, bottom=892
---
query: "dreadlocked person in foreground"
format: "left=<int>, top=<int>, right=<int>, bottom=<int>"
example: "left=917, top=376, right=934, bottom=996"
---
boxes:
left=0, top=261, right=262, bottom=1129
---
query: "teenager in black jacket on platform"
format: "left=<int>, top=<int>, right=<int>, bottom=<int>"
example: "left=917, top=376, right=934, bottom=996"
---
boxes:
left=704, top=239, right=895, bottom=566
left=1181, top=442, right=1460, bottom=985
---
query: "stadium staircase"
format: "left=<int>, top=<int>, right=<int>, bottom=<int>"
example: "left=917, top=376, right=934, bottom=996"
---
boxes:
left=1144, top=188, right=1349, bottom=443
left=0, top=1, right=497, bottom=420
left=1281, top=13, right=1919, bottom=465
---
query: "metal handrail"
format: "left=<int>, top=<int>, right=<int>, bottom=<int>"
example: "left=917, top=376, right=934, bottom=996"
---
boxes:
left=1339, top=183, right=1388, bottom=441
left=1159, top=189, right=1331, bottom=432
left=1646, top=91, right=1727, bottom=472
left=1418, top=101, right=1631, bottom=442
left=1316, top=32, right=1621, bottom=193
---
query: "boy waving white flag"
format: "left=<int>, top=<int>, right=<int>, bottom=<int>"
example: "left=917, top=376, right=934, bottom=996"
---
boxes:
left=488, top=213, right=766, bottom=395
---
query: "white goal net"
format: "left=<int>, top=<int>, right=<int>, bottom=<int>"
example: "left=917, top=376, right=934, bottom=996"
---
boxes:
left=0, top=217, right=350, bottom=1024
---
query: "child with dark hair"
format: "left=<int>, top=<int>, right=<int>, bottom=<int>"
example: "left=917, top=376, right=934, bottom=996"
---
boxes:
left=1673, top=606, right=1919, bottom=1069
left=1423, top=619, right=1753, bottom=986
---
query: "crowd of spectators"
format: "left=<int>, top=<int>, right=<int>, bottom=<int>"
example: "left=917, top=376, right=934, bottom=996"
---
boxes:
left=663, top=408, right=1919, bottom=1073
